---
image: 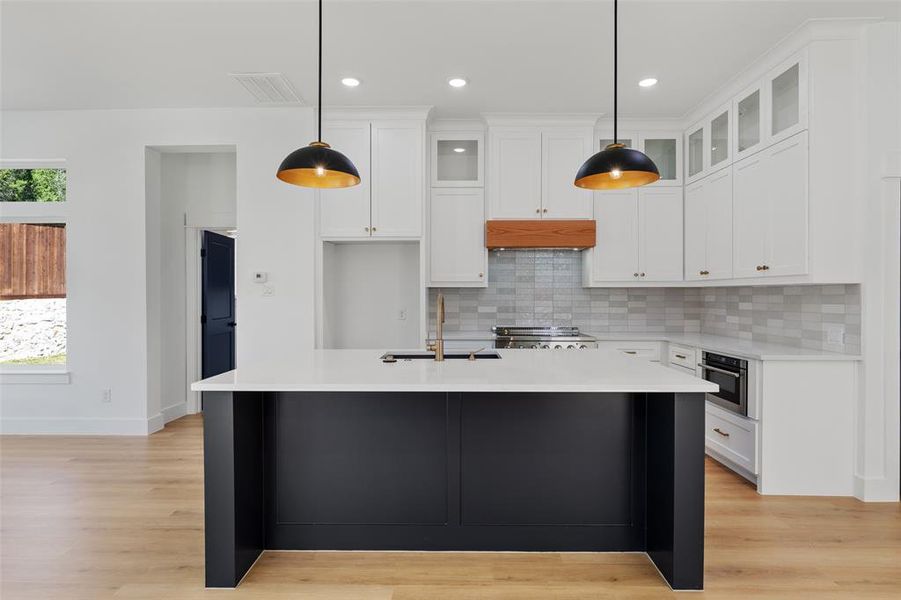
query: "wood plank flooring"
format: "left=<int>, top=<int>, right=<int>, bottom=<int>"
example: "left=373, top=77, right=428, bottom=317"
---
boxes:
left=1, top=414, right=899, bottom=599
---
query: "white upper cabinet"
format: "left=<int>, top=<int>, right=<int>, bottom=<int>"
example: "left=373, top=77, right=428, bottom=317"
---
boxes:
left=371, top=121, right=424, bottom=237
left=319, top=121, right=373, bottom=238
left=732, top=49, right=808, bottom=161
left=640, top=132, right=682, bottom=186
left=733, top=132, right=808, bottom=278
left=488, top=126, right=593, bottom=219
left=431, top=132, right=483, bottom=187
left=319, top=118, right=425, bottom=239
left=541, top=128, right=593, bottom=218
left=429, top=188, right=486, bottom=286
left=684, top=168, right=732, bottom=281
left=686, top=122, right=705, bottom=183
left=767, top=51, right=808, bottom=147
left=586, top=187, right=683, bottom=284
left=638, top=187, right=684, bottom=281
left=589, top=189, right=640, bottom=282
left=487, top=128, right=542, bottom=218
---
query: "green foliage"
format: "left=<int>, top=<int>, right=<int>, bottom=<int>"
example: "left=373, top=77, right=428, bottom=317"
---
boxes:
left=0, top=169, right=66, bottom=202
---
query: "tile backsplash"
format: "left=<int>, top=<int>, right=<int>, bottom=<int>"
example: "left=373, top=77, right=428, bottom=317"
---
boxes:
left=428, top=250, right=860, bottom=354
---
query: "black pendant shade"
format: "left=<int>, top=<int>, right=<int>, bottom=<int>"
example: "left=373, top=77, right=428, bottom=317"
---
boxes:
left=277, top=141, right=361, bottom=188
left=574, top=143, right=659, bottom=190
left=277, top=0, right=360, bottom=189
left=574, top=0, right=659, bottom=190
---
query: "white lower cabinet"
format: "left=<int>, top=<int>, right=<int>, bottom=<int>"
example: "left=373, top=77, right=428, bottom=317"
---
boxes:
left=684, top=169, right=733, bottom=281
left=733, top=131, right=808, bottom=278
left=429, top=188, right=486, bottom=286
left=595, top=341, right=662, bottom=361
left=705, top=401, right=759, bottom=478
left=585, top=187, right=683, bottom=285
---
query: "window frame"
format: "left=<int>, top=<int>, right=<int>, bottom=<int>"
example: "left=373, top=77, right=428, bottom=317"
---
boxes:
left=0, top=160, right=70, bottom=382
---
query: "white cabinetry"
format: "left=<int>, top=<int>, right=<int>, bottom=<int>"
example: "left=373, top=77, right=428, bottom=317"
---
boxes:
left=428, top=188, right=486, bottom=287
left=684, top=168, right=733, bottom=281
left=430, top=132, right=483, bottom=187
left=597, top=131, right=682, bottom=186
left=319, top=119, right=424, bottom=239
left=686, top=103, right=731, bottom=184
left=585, top=187, right=683, bottom=284
left=733, top=132, right=808, bottom=278
left=488, top=126, right=592, bottom=219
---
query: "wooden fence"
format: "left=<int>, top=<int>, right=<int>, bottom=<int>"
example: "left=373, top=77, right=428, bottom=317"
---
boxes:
left=0, top=223, right=66, bottom=300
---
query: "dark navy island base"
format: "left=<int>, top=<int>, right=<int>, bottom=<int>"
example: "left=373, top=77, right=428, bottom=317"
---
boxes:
left=203, top=391, right=705, bottom=590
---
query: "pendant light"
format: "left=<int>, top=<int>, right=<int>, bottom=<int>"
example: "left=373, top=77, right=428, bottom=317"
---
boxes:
left=575, top=0, right=659, bottom=190
left=277, top=0, right=360, bottom=188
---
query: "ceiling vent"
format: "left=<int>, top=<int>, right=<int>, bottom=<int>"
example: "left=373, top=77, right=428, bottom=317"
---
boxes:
left=229, top=72, right=304, bottom=105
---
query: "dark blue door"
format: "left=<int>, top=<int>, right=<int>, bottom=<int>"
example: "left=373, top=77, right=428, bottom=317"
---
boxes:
left=202, top=231, right=236, bottom=378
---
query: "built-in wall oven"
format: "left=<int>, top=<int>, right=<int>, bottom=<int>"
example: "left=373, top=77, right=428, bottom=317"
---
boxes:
left=698, top=351, right=748, bottom=416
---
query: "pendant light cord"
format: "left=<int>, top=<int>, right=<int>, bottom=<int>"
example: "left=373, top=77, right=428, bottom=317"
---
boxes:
left=317, top=0, right=323, bottom=143
left=613, top=0, right=618, bottom=145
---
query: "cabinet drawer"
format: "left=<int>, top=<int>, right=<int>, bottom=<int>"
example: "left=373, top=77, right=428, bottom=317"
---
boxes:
left=669, top=345, right=696, bottom=370
left=705, top=402, right=758, bottom=474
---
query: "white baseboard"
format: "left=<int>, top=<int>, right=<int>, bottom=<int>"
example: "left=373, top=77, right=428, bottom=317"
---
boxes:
left=854, top=474, right=901, bottom=502
left=161, top=402, right=188, bottom=424
left=1, top=416, right=163, bottom=436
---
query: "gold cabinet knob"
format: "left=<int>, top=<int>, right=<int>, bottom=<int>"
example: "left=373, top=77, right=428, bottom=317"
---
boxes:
left=364, top=226, right=370, bottom=232
left=371, top=226, right=377, bottom=232
left=478, top=272, right=484, bottom=278
left=535, top=208, right=541, bottom=214
left=542, top=208, right=548, bottom=213
left=762, top=264, right=769, bottom=271
left=633, top=273, right=639, bottom=277
left=640, top=272, right=646, bottom=277
left=756, top=265, right=763, bottom=271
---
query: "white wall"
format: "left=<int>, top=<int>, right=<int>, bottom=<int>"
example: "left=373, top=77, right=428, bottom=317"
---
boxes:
left=0, top=107, right=315, bottom=434
left=322, top=242, right=421, bottom=349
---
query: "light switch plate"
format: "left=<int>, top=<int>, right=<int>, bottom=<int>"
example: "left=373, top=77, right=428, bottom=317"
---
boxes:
left=253, top=272, right=268, bottom=283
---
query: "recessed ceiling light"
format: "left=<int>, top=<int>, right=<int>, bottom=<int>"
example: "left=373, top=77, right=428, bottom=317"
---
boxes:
left=638, top=78, right=658, bottom=88
left=453, top=147, right=466, bottom=153
left=341, top=77, right=360, bottom=87
left=448, top=77, right=468, bottom=88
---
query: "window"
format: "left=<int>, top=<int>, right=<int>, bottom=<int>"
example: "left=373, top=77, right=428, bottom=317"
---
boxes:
left=1, top=167, right=67, bottom=368
left=0, top=168, right=66, bottom=202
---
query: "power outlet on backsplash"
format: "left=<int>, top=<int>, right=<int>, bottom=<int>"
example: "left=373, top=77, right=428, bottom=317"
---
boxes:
left=825, top=325, right=846, bottom=345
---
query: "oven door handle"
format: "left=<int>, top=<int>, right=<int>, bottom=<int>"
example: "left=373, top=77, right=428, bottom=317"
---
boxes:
left=697, top=363, right=742, bottom=378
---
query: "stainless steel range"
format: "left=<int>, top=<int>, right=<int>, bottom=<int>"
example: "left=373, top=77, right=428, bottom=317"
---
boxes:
left=492, top=326, right=598, bottom=349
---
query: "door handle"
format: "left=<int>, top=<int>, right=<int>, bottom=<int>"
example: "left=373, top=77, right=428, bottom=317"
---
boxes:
left=713, top=427, right=730, bottom=438
left=227, top=322, right=237, bottom=327
left=697, top=363, right=741, bottom=377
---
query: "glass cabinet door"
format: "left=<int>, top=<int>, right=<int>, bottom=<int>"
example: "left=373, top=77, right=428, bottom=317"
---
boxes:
left=736, top=88, right=761, bottom=155
left=687, top=127, right=704, bottom=179
left=431, top=134, right=483, bottom=187
left=643, top=138, right=678, bottom=182
left=709, top=109, right=729, bottom=168
left=771, top=62, right=800, bottom=136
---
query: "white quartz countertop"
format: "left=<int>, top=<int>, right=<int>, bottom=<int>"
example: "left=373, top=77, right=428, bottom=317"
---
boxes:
left=428, top=331, right=861, bottom=361
left=191, top=348, right=719, bottom=393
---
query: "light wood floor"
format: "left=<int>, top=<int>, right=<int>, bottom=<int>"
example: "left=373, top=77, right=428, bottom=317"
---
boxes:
left=1, top=414, right=899, bottom=599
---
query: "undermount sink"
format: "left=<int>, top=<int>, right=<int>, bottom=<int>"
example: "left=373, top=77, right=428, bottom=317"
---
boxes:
left=380, top=351, right=502, bottom=362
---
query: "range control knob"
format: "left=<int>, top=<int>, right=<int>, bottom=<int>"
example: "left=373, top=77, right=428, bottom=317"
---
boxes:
left=554, top=344, right=563, bottom=349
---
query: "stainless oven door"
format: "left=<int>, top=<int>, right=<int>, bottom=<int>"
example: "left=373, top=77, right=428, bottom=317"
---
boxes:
left=699, top=358, right=748, bottom=416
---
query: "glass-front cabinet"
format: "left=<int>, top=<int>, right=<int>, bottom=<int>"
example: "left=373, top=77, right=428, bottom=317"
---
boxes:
left=686, top=123, right=705, bottom=183
left=597, top=131, right=681, bottom=186
left=734, top=84, right=763, bottom=160
left=709, top=107, right=730, bottom=169
left=640, top=133, right=682, bottom=186
left=767, top=50, right=807, bottom=146
left=430, top=132, right=484, bottom=187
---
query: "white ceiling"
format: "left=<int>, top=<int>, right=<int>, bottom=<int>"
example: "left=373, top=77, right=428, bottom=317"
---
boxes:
left=2, top=1, right=898, bottom=117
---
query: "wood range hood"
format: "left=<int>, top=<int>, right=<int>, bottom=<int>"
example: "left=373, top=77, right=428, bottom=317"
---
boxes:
left=485, top=219, right=597, bottom=250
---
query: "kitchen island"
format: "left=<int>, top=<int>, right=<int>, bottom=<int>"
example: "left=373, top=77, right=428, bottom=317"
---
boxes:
left=192, top=349, right=717, bottom=590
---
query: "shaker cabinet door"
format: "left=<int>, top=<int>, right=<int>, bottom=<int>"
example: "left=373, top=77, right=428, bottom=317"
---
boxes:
left=541, top=129, right=593, bottom=218
left=732, top=153, right=769, bottom=278
left=703, top=169, right=734, bottom=280
left=319, top=121, right=372, bottom=238
left=371, top=121, right=424, bottom=237
left=487, top=128, right=542, bottom=219
left=429, top=188, right=486, bottom=286
left=638, top=187, right=683, bottom=282
left=683, top=179, right=708, bottom=281
left=591, top=190, right=640, bottom=282
left=765, top=132, right=808, bottom=277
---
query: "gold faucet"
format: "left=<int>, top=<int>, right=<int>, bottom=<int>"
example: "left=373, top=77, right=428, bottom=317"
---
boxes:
left=427, top=293, right=445, bottom=361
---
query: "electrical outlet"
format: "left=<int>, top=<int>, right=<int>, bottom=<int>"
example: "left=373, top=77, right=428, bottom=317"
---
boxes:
left=825, top=325, right=845, bottom=344
left=262, top=285, right=274, bottom=297
left=101, top=388, right=112, bottom=403
left=398, top=309, right=407, bottom=321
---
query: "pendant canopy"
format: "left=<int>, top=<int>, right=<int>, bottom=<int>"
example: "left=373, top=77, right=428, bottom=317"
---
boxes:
left=575, top=0, right=659, bottom=190
left=277, top=0, right=360, bottom=189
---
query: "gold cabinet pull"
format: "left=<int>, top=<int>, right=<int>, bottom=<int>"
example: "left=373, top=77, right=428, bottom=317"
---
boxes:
left=675, top=354, right=687, bottom=360
left=371, top=227, right=377, bottom=232
left=364, top=226, right=370, bottom=232
left=535, top=208, right=541, bottom=214
left=640, top=272, right=646, bottom=277
left=713, top=427, right=730, bottom=438
left=542, top=208, right=548, bottom=213
left=478, top=272, right=484, bottom=278
left=633, top=273, right=639, bottom=277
